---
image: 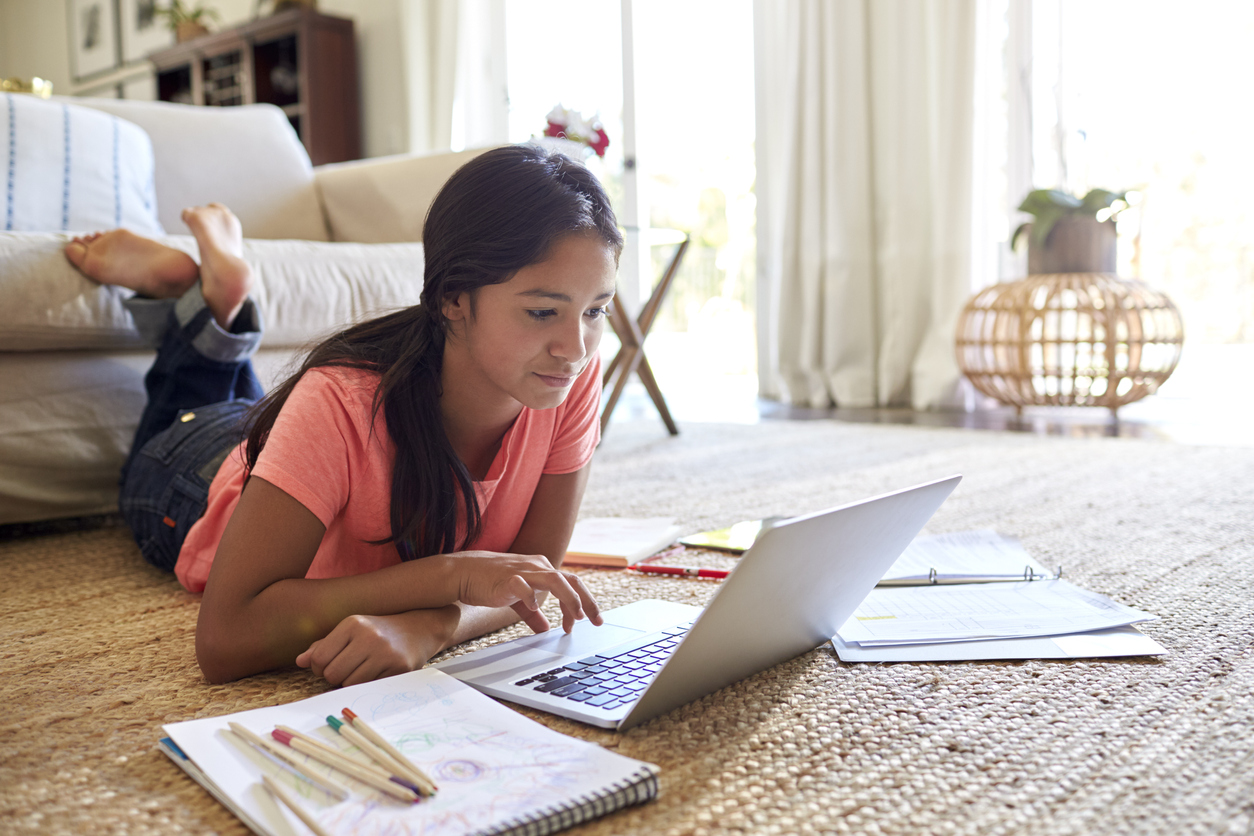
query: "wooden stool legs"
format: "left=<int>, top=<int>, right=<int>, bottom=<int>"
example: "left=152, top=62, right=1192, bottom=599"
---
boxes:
left=600, top=235, right=689, bottom=436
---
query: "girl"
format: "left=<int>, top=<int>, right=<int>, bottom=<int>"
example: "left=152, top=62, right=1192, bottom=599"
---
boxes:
left=65, top=145, right=618, bottom=686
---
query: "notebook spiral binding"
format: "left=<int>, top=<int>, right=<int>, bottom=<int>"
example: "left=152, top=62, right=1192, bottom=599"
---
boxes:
left=480, top=764, right=661, bottom=836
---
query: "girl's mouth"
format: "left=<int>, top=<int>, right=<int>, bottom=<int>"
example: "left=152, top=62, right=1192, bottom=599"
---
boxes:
left=534, top=372, right=576, bottom=388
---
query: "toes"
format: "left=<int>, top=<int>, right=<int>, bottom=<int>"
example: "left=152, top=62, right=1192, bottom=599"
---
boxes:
left=64, top=241, right=88, bottom=269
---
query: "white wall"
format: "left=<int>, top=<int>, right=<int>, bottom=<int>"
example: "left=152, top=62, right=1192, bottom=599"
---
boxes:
left=0, top=0, right=74, bottom=96
left=0, top=0, right=410, bottom=158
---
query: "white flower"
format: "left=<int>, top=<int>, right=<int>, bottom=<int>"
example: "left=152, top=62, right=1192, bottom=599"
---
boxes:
left=546, top=104, right=572, bottom=126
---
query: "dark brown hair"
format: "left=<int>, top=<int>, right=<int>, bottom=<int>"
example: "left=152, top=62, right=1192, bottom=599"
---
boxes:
left=244, top=144, right=622, bottom=559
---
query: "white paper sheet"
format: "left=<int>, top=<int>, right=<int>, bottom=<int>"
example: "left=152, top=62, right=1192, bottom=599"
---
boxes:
left=831, top=624, right=1166, bottom=662
left=881, top=529, right=1051, bottom=583
left=837, top=579, right=1156, bottom=646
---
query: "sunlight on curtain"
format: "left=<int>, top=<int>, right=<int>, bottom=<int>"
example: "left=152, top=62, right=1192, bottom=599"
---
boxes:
left=1040, top=0, right=1254, bottom=346
left=505, top=0, right=759, bottom=423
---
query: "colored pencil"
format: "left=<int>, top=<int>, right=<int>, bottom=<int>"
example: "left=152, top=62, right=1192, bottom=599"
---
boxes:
left=327, top=716, right=435, bottom=797
left=341, top=708, right=439, bottom=793
left=262, top=774, right=335, bottom=836
left=227, top=722, right=350, bottom=801
left=270, top=730, right=419, bottom=803
left=274, top=725, right=377, bottom=771
left=276, top=724, right=428, bottom=797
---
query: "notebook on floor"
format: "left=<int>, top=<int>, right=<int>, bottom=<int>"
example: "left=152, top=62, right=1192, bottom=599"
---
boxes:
left=433, top=475, right=962, bottom=730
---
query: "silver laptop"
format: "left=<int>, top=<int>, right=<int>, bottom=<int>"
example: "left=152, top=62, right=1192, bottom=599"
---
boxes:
left=433, top=475, right=961, bottom=730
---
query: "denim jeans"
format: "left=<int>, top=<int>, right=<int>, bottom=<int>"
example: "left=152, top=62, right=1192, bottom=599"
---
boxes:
left=117, top=284, right=264, bottom=571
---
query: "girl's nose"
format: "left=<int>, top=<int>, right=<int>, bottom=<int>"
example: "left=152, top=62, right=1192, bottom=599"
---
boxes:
left=550, top=317, right=589, bottom=364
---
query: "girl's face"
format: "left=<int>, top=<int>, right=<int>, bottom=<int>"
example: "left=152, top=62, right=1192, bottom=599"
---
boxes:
left=442, top=233, right=617, bottom=412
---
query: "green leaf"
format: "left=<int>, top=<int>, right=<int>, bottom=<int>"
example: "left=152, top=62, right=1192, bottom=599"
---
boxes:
left=1017, top=189, right=1082, bottom=215
left=1010, top=222, right=1031, bottom=252
left=1079, top=188, right=1126, bottom=213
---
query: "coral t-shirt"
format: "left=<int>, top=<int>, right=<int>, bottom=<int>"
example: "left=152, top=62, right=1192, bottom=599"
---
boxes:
left=175, top=354, right=602, bottom=593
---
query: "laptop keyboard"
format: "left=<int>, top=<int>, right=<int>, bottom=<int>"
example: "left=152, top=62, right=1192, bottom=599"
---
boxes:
left=513, top=623, right=693, bottom=711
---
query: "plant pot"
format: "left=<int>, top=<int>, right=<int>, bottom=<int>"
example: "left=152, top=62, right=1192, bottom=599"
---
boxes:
left=1027, top=216, right=1117, bottom=274
left=175, top=21, right=210, bottom=42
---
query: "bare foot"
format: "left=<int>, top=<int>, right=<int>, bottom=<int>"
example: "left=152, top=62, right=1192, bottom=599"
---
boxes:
left=64, top=229, right=199, bottom=298
left=182, top=203, right=253, bottom=330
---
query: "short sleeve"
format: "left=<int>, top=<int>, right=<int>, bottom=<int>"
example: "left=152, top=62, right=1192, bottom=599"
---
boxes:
left=542, top=352, right=603, bottom=474
left=250, top=368, right=383, bottom=526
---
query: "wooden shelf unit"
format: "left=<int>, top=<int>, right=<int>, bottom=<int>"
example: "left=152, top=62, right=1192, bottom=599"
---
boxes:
left=150, top=8, right=360, bottom=166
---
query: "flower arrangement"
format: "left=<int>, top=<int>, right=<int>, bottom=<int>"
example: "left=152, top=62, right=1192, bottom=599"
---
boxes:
left=543, top=105, right=610, bottom=158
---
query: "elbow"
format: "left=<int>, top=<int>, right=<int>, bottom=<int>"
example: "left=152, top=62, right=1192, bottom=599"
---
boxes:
left=195, top=626, right=239, bottom=684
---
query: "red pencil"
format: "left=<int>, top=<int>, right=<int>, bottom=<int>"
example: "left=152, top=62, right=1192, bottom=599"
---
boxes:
left=627, top=563, right=729, bottom=579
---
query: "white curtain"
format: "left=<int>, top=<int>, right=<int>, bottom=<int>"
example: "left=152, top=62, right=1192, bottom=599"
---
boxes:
left=755, top=0, right=978, bottom=409
left=402, top=0, right=508, bottom=155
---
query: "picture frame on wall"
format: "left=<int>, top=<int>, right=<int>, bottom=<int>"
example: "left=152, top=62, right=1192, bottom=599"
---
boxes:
left=119, top=0, right=173, bottom=63
left=68, top=0, right=121, bottom=80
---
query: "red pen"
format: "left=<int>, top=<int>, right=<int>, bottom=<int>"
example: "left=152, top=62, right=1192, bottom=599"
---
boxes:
left=627, top=563, right=729, bottom=579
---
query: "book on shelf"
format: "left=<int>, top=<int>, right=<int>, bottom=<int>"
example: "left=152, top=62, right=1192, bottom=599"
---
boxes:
left=562, top=516, right=683, bottom=568
left=160, top=668, right=659, bottom=836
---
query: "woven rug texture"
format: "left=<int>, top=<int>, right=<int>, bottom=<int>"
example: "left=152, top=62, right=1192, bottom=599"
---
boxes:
left=2, top=419, right=1253, bottom=836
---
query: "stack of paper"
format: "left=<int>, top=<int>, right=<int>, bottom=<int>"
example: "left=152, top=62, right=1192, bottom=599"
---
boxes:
left=833, top=531, right=1166, bottom=662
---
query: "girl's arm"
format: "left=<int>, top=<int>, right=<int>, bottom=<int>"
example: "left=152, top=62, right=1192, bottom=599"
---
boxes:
left=294, top=466, right=598, bottom=686
left=195, top=470, right=598, bottom=684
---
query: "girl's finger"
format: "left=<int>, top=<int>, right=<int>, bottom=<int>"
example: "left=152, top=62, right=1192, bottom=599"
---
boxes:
left=340, top=657, right=387, bottom=688
left=563, top=572, right=603, bottom=625
left=319, top=641, right=370, bottom=687
left=505, top=575, right=539, bottom=610
left=512, top=600, right=551, bottom=633
left=530, top=571, right=585, bottom=633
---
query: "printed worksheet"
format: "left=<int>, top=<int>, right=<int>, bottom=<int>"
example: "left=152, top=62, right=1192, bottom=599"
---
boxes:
left=837, top=579, right=1155, bottom=646
left=881, top=530, right=1051, bottom=584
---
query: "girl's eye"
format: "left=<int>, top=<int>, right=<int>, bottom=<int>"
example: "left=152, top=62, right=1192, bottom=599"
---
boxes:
left=586, top=306, right=609, bottom=320
left=526, top=309, right=557, bottom=321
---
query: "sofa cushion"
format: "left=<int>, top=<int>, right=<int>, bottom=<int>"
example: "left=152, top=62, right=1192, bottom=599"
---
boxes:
left=68, top=98, right=330, bottom=242
left=315, top=146, right=492, bottom=242
left=0, top=231, right=426, bottom=351
left=0, top=93, right=163, bottom=236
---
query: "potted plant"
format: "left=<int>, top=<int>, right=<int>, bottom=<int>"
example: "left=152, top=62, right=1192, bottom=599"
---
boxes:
left=1011, top=188, right=1133, bottom=274
left=156, top=1, right=222, bottom=43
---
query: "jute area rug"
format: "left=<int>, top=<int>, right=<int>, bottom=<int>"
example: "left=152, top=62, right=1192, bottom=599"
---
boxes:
left=2, top=419, right=1253, bottom=836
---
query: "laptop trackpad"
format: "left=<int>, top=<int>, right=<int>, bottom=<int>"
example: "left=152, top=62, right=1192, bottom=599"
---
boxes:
left=436, top=623, right=644, bottom=683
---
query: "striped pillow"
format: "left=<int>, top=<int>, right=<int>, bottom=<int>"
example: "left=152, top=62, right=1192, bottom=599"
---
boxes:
left=0, top=93, right=163, bottom=235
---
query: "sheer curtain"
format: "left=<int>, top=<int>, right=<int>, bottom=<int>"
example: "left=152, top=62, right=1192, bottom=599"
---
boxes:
left=754, top=0, right=978, bottom=409
left=402, top=0, right=508, bottom=154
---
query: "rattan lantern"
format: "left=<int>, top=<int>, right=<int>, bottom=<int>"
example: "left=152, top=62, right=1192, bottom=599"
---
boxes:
left=955, top=273, right=1184, bottom=416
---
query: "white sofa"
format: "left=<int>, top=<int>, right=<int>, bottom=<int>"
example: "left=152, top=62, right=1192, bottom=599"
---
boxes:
left=0, top=96, right=490, bottom=525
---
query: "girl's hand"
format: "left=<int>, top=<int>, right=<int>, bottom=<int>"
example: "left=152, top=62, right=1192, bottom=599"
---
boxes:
left=295, top=607, right=457, bottom=687
left=444, top=550, right=603, bottom=634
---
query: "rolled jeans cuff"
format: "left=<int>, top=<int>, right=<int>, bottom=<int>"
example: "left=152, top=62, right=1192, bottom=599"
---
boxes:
left=124, top=282, right=263, bottom=363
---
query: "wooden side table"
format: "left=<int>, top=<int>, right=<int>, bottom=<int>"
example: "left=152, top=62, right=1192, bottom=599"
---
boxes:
left=601, top=228, right=690, bottom=436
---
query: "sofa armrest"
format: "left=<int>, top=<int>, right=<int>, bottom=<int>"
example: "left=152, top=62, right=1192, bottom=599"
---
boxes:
left=313, top=147, right=497, bottom=243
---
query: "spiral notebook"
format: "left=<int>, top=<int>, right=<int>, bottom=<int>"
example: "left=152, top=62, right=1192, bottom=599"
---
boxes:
left=160, top=668, right=659, bottom=836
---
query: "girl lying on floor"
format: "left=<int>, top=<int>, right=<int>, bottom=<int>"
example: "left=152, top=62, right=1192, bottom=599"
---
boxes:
left=64, top=145, right=616, bottom=685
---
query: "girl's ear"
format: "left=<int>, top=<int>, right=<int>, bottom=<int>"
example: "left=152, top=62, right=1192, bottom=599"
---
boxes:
left=442, top=291, right=470, bottom=323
